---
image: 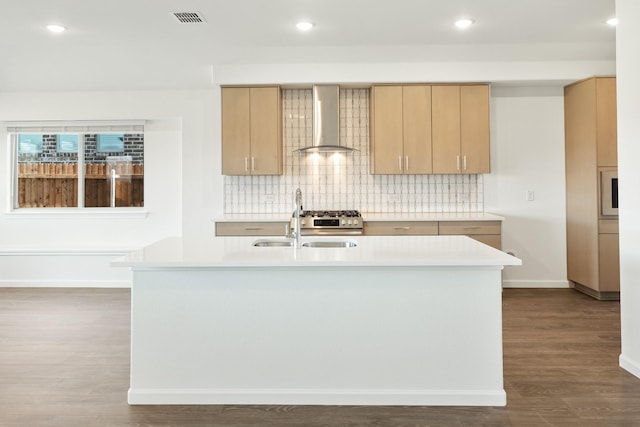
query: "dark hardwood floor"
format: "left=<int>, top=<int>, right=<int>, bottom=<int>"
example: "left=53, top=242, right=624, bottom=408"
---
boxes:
left=0, top=288, right=638, bottom=427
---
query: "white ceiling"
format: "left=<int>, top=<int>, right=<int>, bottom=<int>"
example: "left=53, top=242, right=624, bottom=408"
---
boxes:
left=0, top=0, right=616, bottom=91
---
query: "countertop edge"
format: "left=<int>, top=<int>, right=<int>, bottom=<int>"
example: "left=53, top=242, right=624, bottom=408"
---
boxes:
left=213, top=213, right=506, bottom=222
left=112, top=236, right=522, bottom=269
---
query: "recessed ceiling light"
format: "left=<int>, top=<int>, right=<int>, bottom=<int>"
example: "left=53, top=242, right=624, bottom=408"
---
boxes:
left=296, top=22, right=314, bottom=31
left=46, top=24, right=67, bottom=33
left=454, top=19, right=474, bottom=29
left=606, top=17, right=618, bottom=26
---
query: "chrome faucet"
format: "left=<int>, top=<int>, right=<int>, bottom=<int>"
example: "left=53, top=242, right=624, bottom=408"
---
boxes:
left=290, top=188, right=303, bottom=248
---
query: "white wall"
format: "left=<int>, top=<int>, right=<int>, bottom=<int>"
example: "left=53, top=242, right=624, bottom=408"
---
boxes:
left=0, top=90, right=215, bottom=286
left=211, top=60, right=615, bottom=87
left=616, top=0, right=640, bottom=379
left=485, top=87, right=568, bottom=288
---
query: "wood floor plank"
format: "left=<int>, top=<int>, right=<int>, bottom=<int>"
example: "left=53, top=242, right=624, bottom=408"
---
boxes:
left=0, top=288, right=639, bottom=426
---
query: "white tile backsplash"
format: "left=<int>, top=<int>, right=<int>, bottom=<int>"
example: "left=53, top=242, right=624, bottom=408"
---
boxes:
left=224, top=88, right=484, bottom=214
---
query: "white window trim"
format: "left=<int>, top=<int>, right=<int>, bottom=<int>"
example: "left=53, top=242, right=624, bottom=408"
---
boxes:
left=5, top=120, right=145, bottom=133
left=2, top=207, right=149, bottom=220
left=5, top=120, right=147, bottom=217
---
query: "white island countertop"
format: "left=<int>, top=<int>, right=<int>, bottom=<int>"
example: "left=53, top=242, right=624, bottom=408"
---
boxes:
left=113, top=235, right=521, bottom=269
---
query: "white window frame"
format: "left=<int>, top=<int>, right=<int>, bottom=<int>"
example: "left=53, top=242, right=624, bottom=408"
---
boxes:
left=4, top=120, right=148, bottom=219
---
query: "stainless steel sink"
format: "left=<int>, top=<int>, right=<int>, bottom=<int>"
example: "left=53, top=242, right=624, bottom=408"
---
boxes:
left=302, top=240, right=357, bottom=248
left=252, top=239, right=357, bottom=248
left=252, top=239, right=294, bottom=247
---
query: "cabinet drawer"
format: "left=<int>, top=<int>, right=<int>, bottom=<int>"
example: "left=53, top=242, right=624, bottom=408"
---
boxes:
left=598, top=220, right=619, bottom=234
left=438, top=221, right=501, bottom=235
left=364, top=221, right=438, bottom=236
left=215, top=222, right=289, bottom=236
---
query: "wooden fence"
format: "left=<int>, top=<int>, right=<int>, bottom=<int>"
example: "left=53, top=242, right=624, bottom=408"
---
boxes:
left=17, top=163, right=144, bottom=208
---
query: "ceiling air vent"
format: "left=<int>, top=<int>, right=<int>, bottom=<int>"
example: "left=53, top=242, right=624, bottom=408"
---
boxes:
left=172, top=12, right=206, bottom=24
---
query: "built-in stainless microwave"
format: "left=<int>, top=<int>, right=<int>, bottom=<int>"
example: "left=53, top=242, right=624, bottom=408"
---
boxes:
left=601, top=170, right=618, bottom=217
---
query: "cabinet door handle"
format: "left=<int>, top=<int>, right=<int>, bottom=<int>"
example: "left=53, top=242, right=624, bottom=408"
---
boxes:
left=463, top=155, right=467, bottom=171
left=456, top=155, right=460, bottom=171
left=405, top=156, right=409, bottom=171
left=244, top=157, right=248, bottom=172
left=394, top=226, right=411, bottom=230
left=398, top=156, right=402, bottom=171
left=251, top=157, right=255, bottom=172
left=244, top=227, right=263, bottom=231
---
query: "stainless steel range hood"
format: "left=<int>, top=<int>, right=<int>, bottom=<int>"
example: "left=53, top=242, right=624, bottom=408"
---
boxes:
left=294, top=85, right=357, bottom=153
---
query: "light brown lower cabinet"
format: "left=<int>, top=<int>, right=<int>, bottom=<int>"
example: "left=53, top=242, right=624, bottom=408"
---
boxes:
left=465, top=234, right=501, bottom=250
left=438, top=221, right=502, bottom=250
left=598, top=233, right=620, bottom=293
left=216, top=219, right=502, bottom=250
left=363, top=221, right=438, bottom=235
left=363, top=220, right=502, bottom=250
left=567, top=219, right=619, bottom=300
left=215, top=221, right=289, bottom=236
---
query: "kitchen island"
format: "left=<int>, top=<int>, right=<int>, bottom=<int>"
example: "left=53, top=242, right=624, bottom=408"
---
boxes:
left=113, top=235, right=521, bottom=406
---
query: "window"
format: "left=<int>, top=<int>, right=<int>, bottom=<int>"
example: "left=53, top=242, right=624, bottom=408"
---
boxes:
left=18, top=134, right=43, bottom=154
left=57, top=134, right=79, bottom=153
left=96, top=134, right=125, bottom=153
left=7, top=121, right=144, bottom=210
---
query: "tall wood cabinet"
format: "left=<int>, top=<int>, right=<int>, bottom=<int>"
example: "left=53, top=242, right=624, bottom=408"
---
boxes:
left=370, top=85, right=433, bottom=174
left=432, top=85, right=490, bottom=174
left=222, top=86, right=282, bottom=176
left=564, top=76, right=619, bottom=300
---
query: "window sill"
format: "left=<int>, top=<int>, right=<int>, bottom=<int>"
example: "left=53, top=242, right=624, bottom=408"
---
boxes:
left=2, top=208, right=149, bottom=220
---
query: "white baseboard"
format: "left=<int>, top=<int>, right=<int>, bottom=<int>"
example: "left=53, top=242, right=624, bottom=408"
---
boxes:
left=128, top=388, right=506, bottom=406
left=0, top=279, right=131, bottom=288
left=620, top=354, right=640, bottom=380
left=502, top=280, right=571, bottom=289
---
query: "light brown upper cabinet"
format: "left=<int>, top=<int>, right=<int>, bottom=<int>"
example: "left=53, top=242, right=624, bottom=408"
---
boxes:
left=432, top=85, right=490, bottom=174
left=370, top=85, right=433, bottom=174
left=221, top=86, right=282, bottom=175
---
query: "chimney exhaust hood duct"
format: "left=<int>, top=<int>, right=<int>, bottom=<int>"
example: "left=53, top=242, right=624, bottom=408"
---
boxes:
left=294, top=85, right=357, bottom=153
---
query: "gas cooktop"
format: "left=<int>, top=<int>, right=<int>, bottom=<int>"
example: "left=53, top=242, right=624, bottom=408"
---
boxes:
left=292, top=210, right=363, bottom=235
left=300, top=210, right=362, bottom=218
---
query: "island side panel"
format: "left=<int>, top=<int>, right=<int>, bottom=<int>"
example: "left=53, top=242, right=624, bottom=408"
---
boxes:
left=129, top=266, right=505, bottom=406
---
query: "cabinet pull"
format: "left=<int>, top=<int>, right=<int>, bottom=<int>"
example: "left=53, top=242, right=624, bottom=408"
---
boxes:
left=405, top=156, right=409, bottom=171
left=244, top=227, right=263, bottom=231
left=244, top=157, right=248, bottom=172
left=394, top=226, right=411, bottom=230
left=398, top=156, right=402, bottom=171
left=463, top=226, right=481, bottom=230
left=251, top=157, right=255, bottom=172
left=456, top=155, right=460, bottom=171
left=463, top=155, right=467, bottom=171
